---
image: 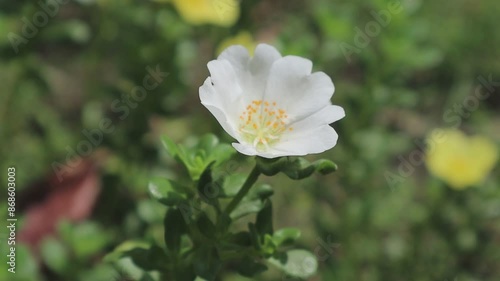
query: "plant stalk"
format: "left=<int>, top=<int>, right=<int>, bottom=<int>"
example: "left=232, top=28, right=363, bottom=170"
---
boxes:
left=223, top=165, right=261, bottom=217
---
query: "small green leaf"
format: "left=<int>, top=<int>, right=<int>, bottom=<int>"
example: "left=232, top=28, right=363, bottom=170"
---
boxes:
left=261, top=234, right=277, bottom=256
left=273, top=228, right=301, bottom=247
left=221, top=173, right=247, bottom=198
left=104, top=240, right=150, bottom=263
left=161, top=136, right=179, bottom=157
left=164, top=208, right=188, bottom=255
left=210, top=143, right=235, bottom=165
left=194, top=246, right=222, bottom=281
left=248, top=223, right=261, bottom=250
left=197, top=134, right=219, bottom=153
left=255, top=200, right=273, bottom=236
left=148, top=177, right=188, bottom=206
left=225, top=232, right=252, bottom=248
left=230, top=184, right=274, bottom=220
left=9, top=244, right=39, bottom=279
left=197, top=162, right=220, bottom=207
left=40, top=237, right=69, bottom=274
left=123, top=245, right=169, bottom=271
left=104, top=241, right=169, bottom=272
left=247, top=184, right=274, bottom=201
left=139, top=272, right=157, bottom=281
left=162, top=134, right=236, bottom=180
left=268, top=249, right=318, bottom=279
left=70, top=222, right=110, bottom=259
left=230, top=199, right=265, bottom=220
left=196, top=213, right=217, bottom=239
left=235, top=256, right=268, bottom=277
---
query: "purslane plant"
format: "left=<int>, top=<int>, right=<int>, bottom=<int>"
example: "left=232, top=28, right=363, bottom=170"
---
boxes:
left=106, top=44, right=344, bottom=281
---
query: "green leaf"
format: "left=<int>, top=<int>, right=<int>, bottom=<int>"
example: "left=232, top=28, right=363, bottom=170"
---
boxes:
left=139, top=272, right=158, bottom=281
left=221, top=173, right=247, bottom=198
left=162, top=136, right=197, bottom=179
left=161, top=135, right=179, bottom=157
left=76, top=264, right=118, bottom=281
left=161, top=134, right=236, bottom=180
left=40, top=237, right=69, bottom=274
left=273, top=228, right=301, bottom=247
left=247, top=184, right=274, bottom=201
left=197, top=162, right=220, bottom=207
left=104, top=240, right=150, bottom=263
left=137, top=199, right=167, bottom=223
left=209, top=143, right=235, bottom=165
left=148, top=177, right=189, bottom=206
left=235, top=256, right=268, bottom=277
left=123, top=245, right=169, bottom=271
left=196, top=213, right=217, bottom=239
left=230, top=199, right=265, bottom=220
left=112, top=257, right=146, bottom=281
left=248, top=223, right=261, bottom=250
left=230, top=184, right=274, bottom=220
left=194, top=246, right=222, bottom=281
left=104, top=241, right=169, bottom=272
left=70, top=222, right=110, bottom=259
left=197, top=134, right=219, bottom=154
left=8, top=244, right=39, bottom=279
left=261, top=234, right=277, bottom=256
left=164, top=208, right=188, bottom=255
left=268, top=250, right=318, bottom=279
left=225, top=231, right=252, bottom=249
left=255, top=200, right=273, bottom=236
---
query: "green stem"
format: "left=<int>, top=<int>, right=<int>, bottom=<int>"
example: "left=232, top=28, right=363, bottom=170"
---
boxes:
left=224, top=165, right=261, bottom=217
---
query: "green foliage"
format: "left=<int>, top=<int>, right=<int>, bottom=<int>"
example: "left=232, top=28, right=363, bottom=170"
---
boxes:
left=162, top=134, right=235, bottom=180
left=105, top=134, right=333, bottom=279
left=268, top=249, right=318, bottom=279
left=40, top=237, right=69, bottom=273
left=148, top=177, right=190, bottom=206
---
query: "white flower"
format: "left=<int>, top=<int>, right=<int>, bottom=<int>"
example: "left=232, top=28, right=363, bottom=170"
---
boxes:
left=199, top=44, right=345, bottom=158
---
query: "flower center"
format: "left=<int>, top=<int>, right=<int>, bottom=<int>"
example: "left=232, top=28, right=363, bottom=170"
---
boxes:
left=238, top=100, right=293, bottom=151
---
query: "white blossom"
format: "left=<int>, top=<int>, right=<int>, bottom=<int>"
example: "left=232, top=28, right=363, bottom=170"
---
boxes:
left=200, top=44, right=345, bottom=158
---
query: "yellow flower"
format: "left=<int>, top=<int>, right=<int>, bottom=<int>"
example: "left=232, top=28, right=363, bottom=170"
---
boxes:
left=425, top=129, right=498, bottom=189
left=216, top=32, right=257, bottom=56
left=170, top=0, right=240, bottom=27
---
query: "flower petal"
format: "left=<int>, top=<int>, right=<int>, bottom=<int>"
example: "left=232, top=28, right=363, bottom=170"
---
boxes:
left=199, top=78, right=239, bottom=139
left=218, top=44, right=282, bottom=102
left=207, top=60, right=243, bottom=103
left=289, top=105, right=345, bottom=129
left=232, top=142, right=259, bottom=156
left=259, top=106, right=343, bottom=158
left=263, top=56, right=335, bottom=122
left=259, top=125, right=340, bottom=158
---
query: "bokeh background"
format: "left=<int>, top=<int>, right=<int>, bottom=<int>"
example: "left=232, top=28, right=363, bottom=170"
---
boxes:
left=1, top=0, right=500, bottom=280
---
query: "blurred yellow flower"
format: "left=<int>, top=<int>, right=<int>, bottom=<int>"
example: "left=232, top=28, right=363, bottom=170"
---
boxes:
left=217, top=32, right=257, bottom=55
left=425, top=129, right=498, bottom=189
left=170, top=0, right=240, bottom=27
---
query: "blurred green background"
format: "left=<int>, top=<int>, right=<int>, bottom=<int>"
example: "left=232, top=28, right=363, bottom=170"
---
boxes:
left=1, top=0, right=499, bottom=280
